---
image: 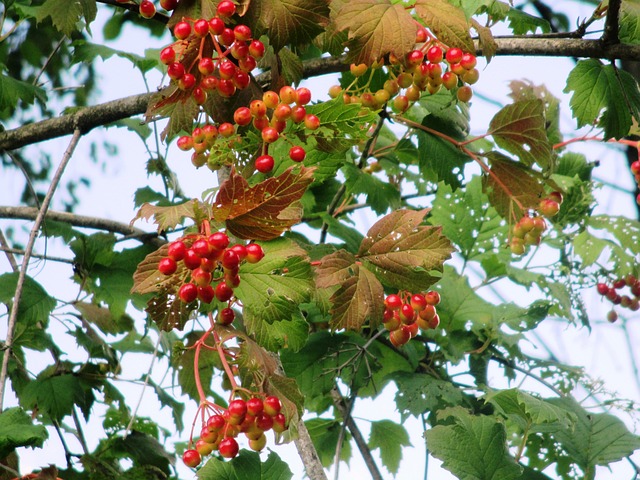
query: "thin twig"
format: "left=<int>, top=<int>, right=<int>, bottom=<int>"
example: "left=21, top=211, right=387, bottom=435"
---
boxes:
left=490, top=356, right=564, bottom=397
left=0, top=246, right=75, bottom=265
left=0, top=129, right=81, bottom=412
left=0, top=230, right=18, bottom=272
left=72, top=407, right=89, bottom=455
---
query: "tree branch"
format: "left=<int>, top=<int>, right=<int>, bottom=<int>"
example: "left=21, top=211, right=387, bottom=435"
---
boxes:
left=294, top=417, right=329, bottom=480
left=601, top=0, right=621, bottom=45
left=0, top=206, right=164, bottom=247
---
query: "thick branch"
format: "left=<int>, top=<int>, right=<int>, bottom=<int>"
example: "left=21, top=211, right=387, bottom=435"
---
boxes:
left=601, top=0, right=621, bottom=45
left=0, top=206, right=163, bottom=247
left=481, top=37, right=640, bottom=59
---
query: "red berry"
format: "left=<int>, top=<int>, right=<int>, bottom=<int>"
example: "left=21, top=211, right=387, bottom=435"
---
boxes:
left=403, top=322, right=419, bottom=338
left=291, top=105, right=306, bottom=123
left=230, top=244, right=247, bottom=261
left=255, top=412, right=274, bottom=431
left=384, top=294, right=402, bottom=310
left=295, top=87, right=312, bottom=105
left=425, top=291, right=441, bottom=306
left=222, top=250, right=240, bottom=270
left=183, top=449, right=202, bottom=468
left=218, top=122, right=235, bottom=137
left=418, top=304, right=437, bottom=322
left=139, top=0, right=156, bottom=18
left=215, top=281, right=234, bottom=302
left=218, top=437, right=239, bottom=459
left=261, top=127, right=279, bottom=143
left=460, top=53, right=477, bottom=70
left=228, top=399, right=247, bottom=418
left=158, top=257, right=177, bottom=275
left=263, top=396, right=282, bottom=416
left=198, top=285, right=215, bottom=303
left=183, top=249, right=202, bottom=270
left=389, top=327, right=410, bottom=347
left=160, top=0, right=178, bottom=9
left=160, top=47, right=176, bottom=65
left=247, top=397, right=264, bottom=416
left=168, top=240, right=187, bottom=261
left=273, top=413, right=287, bottom=433
left=192, top=267, right=212, bottom=287
left=174, top=21, right=191, bottom=40
left=248, top=40, right=265, bottom=59
left=234, top=107, right=252, bottom=126
left=410, top=294, right=427, bottom=311
left=245, top=243, right=265, bottom=263
left=631, top=160, right=640, bottom=175
left=415, top=26, right=428, bottom=43
left=198, top=57, right=215, bottom=76
left=234, top=24, right=252, bottom=41
left=217, top=307, right=235, bottom=325
left=250, top=100, right=267, bottom=118
left=209, top=17, right=225, bottom=35
left=179, top=283, right=198, bottom=303
left=406, top=49, right=424, bottom=67
left=217, top=0, right=236, bottom=17
left=427, top=45, right=443, bottom=63
left=539, top=198, right=560, bottom=218
left=209, top=232, right=230, bottom=250
left=167, top=62, right=185, bottom=80
left=263, top=90, right=279, bottom=108
left=219, top=28, right=235, bottom=46
left=193, top=18, right=209, bottom=37
left=304, top=114, right=320, bottom=130
left=445, top=48, right=463, bottom=64
left=255, top=154, right=275, bottom=173
left=179, top=73, right=196, bottom=90
left=207, top=414, right=225, bottom=431
left=279, top=86, right=297, bottom=104
left=399, top=303, right=416, bottom=324
left=613, top=279, right=627, bottom=289
left=289, top=146, right=306, bottom=162
left=274, top=103, right=292, bottom=120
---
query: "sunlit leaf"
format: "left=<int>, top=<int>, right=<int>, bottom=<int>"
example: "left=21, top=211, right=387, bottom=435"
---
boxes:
left=415, top=0, right=474, bottom=52
left=329, top=264, right=384, bottom=331
left=131, top=199, right=205, bottom=233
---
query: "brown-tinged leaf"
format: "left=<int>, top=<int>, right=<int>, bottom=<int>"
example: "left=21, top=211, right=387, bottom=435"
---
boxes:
left=146, top=85, right=200, bottom=140
left=357, top=209, right=454, bottom=291
left=415, top=0, right=474, bottom=52
left=482, top=152, right=545, bottom=219
left=213, top=166, right=315, bottom=240
left=146, top=290, right=197, bottom=331
left=242, top=0, right=330, bottom=51
left=131, top=199, right=205, bottom=233
left=329, top=264, right=384, bottom=331
left=73, top=301, right=134, bottom=335
left=315, top=249, right=357, bottom=289
left=472, top=19, right=497, bottom=62
left=489, top=99, right=553, bottom=169
left=332, top=0, right=417, bottom=65
left=131, top=243, right=184, bottom=295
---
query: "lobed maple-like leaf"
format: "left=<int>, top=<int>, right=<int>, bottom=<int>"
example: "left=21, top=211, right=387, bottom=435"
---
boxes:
left=242, top=0, right=330, bottom=51
left=329, top=264, right=384, bottom=331
left=332, top=0, right=417, bottom=65
left=414, top=0, right=474, bottom=52
left=315, top=249, right=358, bottom=289
left=482, top=152, right=545, bottom=219
left=131, top=199, right=206, bottom=233
left=357, top=209, right=454, bottom=291
left=213, top=166, right=315, bottom=240
left=489, top=99, right=553, bottom=169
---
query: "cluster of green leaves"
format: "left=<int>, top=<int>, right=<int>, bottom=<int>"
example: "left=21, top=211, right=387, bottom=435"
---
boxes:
left=3, top=0, right=640, bottom=479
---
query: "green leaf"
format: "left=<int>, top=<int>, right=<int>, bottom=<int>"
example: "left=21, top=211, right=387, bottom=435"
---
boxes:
left=564, top=59, right=640, bottom=139
left=333, top=0, right=417, bottom=64
left=0, top=407, right=48, bottom=458
left=0, top=273, right=57, bottom=326
left=306, top=418, right=352, bottom=466
left=34, top=0, right=96, bottom=35
left=72, top=41, right=159, bottom=73
left=198, top=450, right=293, bottom=479
left=415, top=0, right=474, bottom=52
left=368, top=420, right=410, bottom=475
left=244, top=309, right=309, bottom=352
left=233, top=238, right=313, bottom=324
left=429, top=177, right=508, bottom=260
left=243, top=0, right=329, bottom=51
left=489, top=99, right=552, bottom=168
left=146, top=378, right=185, bottom=432
left=620, top=0, right=640, bottom=44
left=107, top=430, right=173, bottom=474
left=549, top=398, right=640, bottom=473
left=417, top=127, right=472, bottom=189
left=394, top=372, right=464, bottom=419
left=505, top=7, right=551, bottom=34
left=132, top=199, right=205, bottom=233
left=0, top=73, right=47, bottom=112
left=342, top=163, right=401, bottom=215
left=358, top=209, right=455, bottom=291
left=484, top=388, right=575, bottom=429
left=425, top=411, right=523, bottom=480
left=174, top=332, right=220, bottom=402
left=73, top=301, right=134, bottom=335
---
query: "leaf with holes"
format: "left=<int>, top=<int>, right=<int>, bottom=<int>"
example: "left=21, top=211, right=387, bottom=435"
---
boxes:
left=489, top=99, right=553, bottom=169
left=131, top=200, right=206, bottom=233
left=358, top=209, right=454, bottom=291
left=415, top=0, right=474, bottom=52
left=482, top=152, right=545, bottom=219
left=332, top=0, right=417, bottom=65
left=329, top=263, right=384, bottom=331
left=145, top=290, right=197, bottom=331
left=214, top=166, right=315, bottom=240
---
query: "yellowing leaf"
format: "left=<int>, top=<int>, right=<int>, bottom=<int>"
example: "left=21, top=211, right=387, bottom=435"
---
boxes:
left=213, top=166, right=315, bottom=240
left=329, top=264, right=384, bottom=331
left=415, top=0, right=474, bottom=52
left=332, top=0, right=417, bottom=65
left=315, top=249, right=357, bottom=289
left=358, top=209, right=454, bottom=291
left=131, top=199, right=205, bottom=233
left=472, top=20, right=497, bottom=62
left=489, top=99, right=553, bottom=169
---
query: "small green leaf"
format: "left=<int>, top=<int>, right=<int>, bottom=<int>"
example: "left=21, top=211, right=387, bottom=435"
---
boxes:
left=0, top=73, right=47, bottom=112
left=368, top=420, right=410, bottom=475
left=34, top=0, right=97, bottom=35
left=425, top=411, right=523, bottom=480
left=505, top=7, right=551, bottom=34
left=342, top=163, right=401, bottom=215
left=0, top=407, right=48, bottom=458
left=72, top=41, right=159, bottom=73
left=394, top=372, right=464, bottom=419
left=619, top=0, right=640, bottom=44
left=0, top=273, right=57, bottom=326
left=244, top=309, right=309, bottom=352
left=306, top=418, right=352, bottom=466
left=484, top=388, right=575, bottom=429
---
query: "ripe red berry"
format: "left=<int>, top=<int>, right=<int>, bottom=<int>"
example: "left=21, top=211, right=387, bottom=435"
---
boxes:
left=217, top=0, right=236, bottom=17
left=158, top=257, right=177, bottom=275
left=445, top=48, right=463, bottom=64
left=249, top=40, right=266, bottom=59
left=234, top=107, right=252, bottom=126
left=218, top=122, right=235, bottom=137
left=261, top=127, right=279, bottom=143
left=139, top=0, right=156, bottom=18
left=274, top=103, right=292, bottom=120
left=193, top=18, right=209, bottom=37
left=291, top=105, right=306, bottom=123
left=406, top=49, right=424, bottom=67
left=183, top=449, right=202, bottom=468
left=389, top=327, right=411, bottom=347
left=425, top=291, right=441, bottom=306
left=168, top=240, right=187, bottom=261
left=218, top=437, right=239, bottom=459
left=539, top=198, right=560, bottom=218
left=460, top=53, right=477, bottom=70
left=217, top=307, right=235, bottom=325
left=215, top=281, right=234, bottom=302
left=263, top=396, right=282, bottom=416
left=245, top=243, right=265, bottom=263
left=631, top=160, right=640, bottom=175
left=179, top=73, right=196, bottom=90
left=415, top=26, right=428, bottom=43
left=289, top=146, right=306, bottom=162
left=222, top=249, right=240, bottom=270
left=198, top=285, right=215, bottom=303
left=219, top=28, right=235, bottom=46
left=174, top=21, right=191, bottom=40
left=167, top=62, right=185, bottom=80
left=410, top=294, right=427, bottom=311
left=295, top=87, right=312, bottom=105
left=273, top=413, right=287, bottom=433
left=613, top=279, right=626, bottom=289
left=159, top=47, right=176, bottom=65
left=255, top=412, right=274, bottom=431
left=209, top=232, right=230, bottom=251
left=228, top=399, right=248, bottom=418
left=160, top=0, right=178, bottom=9
left=427, top=45, right=444, bottom=63
left=192, top=267, right=212, bottom=287
left=304, top=114, right=320, bottom=130
left=247, top=397, right=264, bottom=416
left=279, top=86, right=297, bottom=104
left=207, top=414, right=225, bottom=431
left=384, top=294, right=402, bottom=310
left=399, top=303, right=416, bottom=324
left=179, top=283, right=198, bottom=303
left=234, top=24, right=252, bottom=41
left=209, top=17, right=225, bottom=35
left=255, top=154, right=275, bottom=173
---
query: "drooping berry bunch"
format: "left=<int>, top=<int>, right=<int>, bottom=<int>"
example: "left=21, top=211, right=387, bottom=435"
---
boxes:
left=382, top=290, right=441, bottom=347
left=182, top=396, right=287, bottom=467
left=510, top=192, right=563, bottom=255
left=115, top=0, right=179, bottom=18
left=176, top=86, right=319, bottom=174
left=158, top=232, right=264, bottom=322
left=329, top=27, right=479, bottom=112
left=158, top=1, right=265, bottom=105
left=596, top=275, right=640, bottom=322
left=630, top=159, right=640, bottom=206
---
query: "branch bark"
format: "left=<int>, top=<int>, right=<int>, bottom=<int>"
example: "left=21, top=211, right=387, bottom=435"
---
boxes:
left=2, top=38, right=640, bottom=152
left=0, top=206, right=163, bottom=247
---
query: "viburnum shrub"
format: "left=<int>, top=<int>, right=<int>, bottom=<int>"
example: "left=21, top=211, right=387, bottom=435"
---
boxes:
left=3, top=0, right=640, bottom=479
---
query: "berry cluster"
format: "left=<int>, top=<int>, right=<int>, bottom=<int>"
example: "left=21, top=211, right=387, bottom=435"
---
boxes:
left=176, top=86, right=319, bottom=174
left=182, top=396, right=287, bottom=467
left=329, top=28, right=479, bottom=112
left=510, top=192, right=563, bottom=255
left=115, top=0, right=179, bottom=18
left=158, top=232, right=264, bottom=322
left=382, top=291, right=441, bottom=347
left=631, top=159, right=640, bottom=205
left=158, top=1, right=265, bottom=105
left=596, top=275, right=640, bottom=322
